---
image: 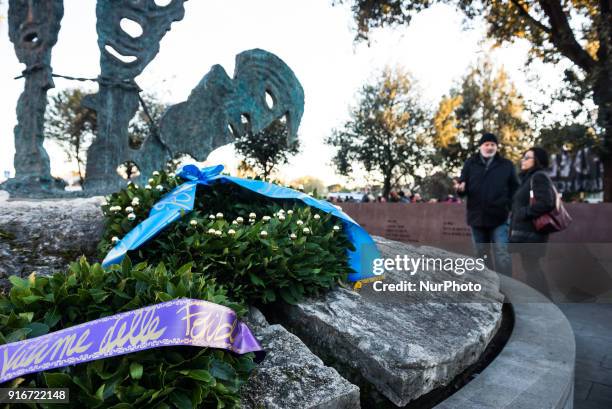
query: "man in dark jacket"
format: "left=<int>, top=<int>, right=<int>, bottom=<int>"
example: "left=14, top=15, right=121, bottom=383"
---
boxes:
left=454, top=133, right=519, bottom=276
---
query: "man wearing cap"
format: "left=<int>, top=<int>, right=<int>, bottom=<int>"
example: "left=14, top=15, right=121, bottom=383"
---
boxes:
left=454, top=133, right=519, bottom=276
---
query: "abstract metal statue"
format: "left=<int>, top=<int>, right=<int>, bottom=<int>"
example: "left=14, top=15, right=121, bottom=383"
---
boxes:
left=131, top=48, right=305, bottom=183
left=3, top=0, right=306, bottom=195
left=4, top=0, right=64, bottom=193
left=83, top=0, right=188, bottom=193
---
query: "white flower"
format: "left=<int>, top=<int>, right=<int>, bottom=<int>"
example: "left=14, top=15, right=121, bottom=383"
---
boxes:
left=314, top=214, right=321, bottom=220
left=236, top=216, right=244, bottom=223
left=260, top=230, right=268, bottom=237
left=228, top=229, right=236, bottom=236
left=296, top=220, right=304, bottom=226
left=207, top=228, right=216, bottom=234
left=249, top=212, right=256, bottom=219
left=209, top=214, right=216, bottom=220
left=145, top=184, right=152, bottom=190
left=131, top=197, right=140, bottom=206
left=152, top=171, right=160, bottom=176
left=168, top=172, right=175, bottom=178
left=190, top=220, right=198, bottom=226
left=215, top=230, right=222, bottom=236
left=298, top=184, right=305, bottom=190
left=303, top=227, right=310, bottom=234
left=232, top=220, right=238, bottom=225
left=125, top=206, right=134, bottom=213
left=216, top=212, right=224, bottom=219
left=333, top=225, right=341, bottom=232
left=290, top=233, right=297, bottom=240
left=127, top=213, right=136, bottom=221
left=278, top=215, right=286, bottom=221
left=156, top=185, right=164, bottom=191
left=262, top=215, right=271, bottom=222
left=110, top=206, right=121, bottom=212
left=111, top=236, right=120, bottom=244
left=287, top=210, right=294, bottom=215
left=148, top=178, right=154, bottom=184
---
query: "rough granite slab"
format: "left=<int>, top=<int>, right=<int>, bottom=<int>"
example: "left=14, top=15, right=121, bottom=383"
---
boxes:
left=268, top=236, right=504, bottom=406
left=241, top=307, right=361, bottom=409
left=0, top=195, right=105, bottom=278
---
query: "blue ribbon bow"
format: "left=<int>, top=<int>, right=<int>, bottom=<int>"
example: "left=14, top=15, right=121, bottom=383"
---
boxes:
left=103, top=164, right=380, bottom=282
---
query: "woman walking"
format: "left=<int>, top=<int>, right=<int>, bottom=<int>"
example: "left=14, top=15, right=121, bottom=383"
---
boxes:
left=510, top=147, right=556, bottom=298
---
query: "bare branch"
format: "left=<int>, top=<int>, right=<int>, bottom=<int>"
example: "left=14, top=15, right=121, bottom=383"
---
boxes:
left=537, top=0, right=597, bottom=72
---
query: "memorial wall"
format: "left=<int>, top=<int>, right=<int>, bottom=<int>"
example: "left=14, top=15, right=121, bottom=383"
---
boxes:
left=340, top=202, right=612, bottom=299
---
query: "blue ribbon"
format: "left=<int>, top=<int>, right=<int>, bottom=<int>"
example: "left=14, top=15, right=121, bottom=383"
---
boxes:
left=103, top=164, right=380, bottom=282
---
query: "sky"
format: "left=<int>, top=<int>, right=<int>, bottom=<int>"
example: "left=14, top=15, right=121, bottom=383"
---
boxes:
left=0, top=0, right=568, bottom=187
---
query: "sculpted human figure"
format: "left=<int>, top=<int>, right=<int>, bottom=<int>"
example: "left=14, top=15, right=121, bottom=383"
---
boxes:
left=83, top=0, right=188, bottom=193
left=4, top=0, right=64, bottom=194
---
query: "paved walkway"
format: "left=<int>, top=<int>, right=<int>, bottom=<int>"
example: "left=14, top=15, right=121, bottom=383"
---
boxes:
left=557, top=303, right=612, bottom=409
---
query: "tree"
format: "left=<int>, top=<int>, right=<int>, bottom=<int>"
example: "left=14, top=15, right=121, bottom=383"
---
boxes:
left=536, top=123, right=599, bottom=154
left=234, top=118, right=300, bottom=180
left=326, top=67, right=431, bottom=199
left=45, top=88, right=167, bottom=184
left=45, top=89, right=96, bottom=185
left=432, top=59, right=531, bottom=173
left=335, top=0, right=612, bottom=200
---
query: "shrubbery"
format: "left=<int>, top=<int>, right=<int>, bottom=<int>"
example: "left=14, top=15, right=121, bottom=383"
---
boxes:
left=0, top=257, right=254, bottom=408
left=98, top=171, right=353, bottom=305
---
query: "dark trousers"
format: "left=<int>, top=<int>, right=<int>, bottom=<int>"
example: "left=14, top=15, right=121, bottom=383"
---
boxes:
left=470, top=222, right=512, bottom=276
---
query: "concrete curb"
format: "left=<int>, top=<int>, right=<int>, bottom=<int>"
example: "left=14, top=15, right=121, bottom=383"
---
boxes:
left=435, top=275, right=576, bottom=409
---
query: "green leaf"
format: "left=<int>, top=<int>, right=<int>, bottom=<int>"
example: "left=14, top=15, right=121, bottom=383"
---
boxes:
left=18, top=312, right=34, bottom=323
left=8, top=276, right=29, bottom=290
left=129, top=362, right=143, bottom=380
left=95, top=383, right=105, bottom=401
left=210, top=360, right=236, bottom=381
left=183, top=369, right=215, bottom=384
left=26, top=322, right=50, bottom=338
left=248, top=273, right=264, bottom=287
left=121, top=255, right=133, bottom=275
left=156, top=292, right=173, bottom=302
left=169, top=390, right=192, bottom=409
left=6, top=328, right=32, bottom=343
left=89, top=288, right=110, bottom=303
left=44, top=372, right=73, bottom=388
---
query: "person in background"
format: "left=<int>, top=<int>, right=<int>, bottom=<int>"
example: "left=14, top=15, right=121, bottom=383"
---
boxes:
left=361, top=190, right=371, bottom=203
left=454, top=132, right=519, bottom=276
left=510, top=147, right=556, bottom=297
left=399, top=190, right=411, bottom=203
left=411, top=193, right=423, bottom=203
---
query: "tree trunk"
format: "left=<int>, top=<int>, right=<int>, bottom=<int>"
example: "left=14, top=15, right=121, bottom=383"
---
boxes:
left=603, top=155, right=612, bottom=202
left=592, top=68, right=612, bottom=201
left=383, top=175, right=392, bottom=200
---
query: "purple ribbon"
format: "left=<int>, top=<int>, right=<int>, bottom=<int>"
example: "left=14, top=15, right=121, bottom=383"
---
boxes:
left=0, top=299, right=264, bottom=383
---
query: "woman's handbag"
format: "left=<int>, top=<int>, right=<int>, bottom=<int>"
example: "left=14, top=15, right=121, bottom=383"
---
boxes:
left=530, top=174, right=572, bottom=233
